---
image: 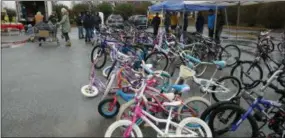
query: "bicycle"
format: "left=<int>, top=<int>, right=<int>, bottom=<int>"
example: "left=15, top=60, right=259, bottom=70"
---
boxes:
left=116, top=65, right=211, bottom=124
left=98, top=60, right=172, bottom=118
left=206, top=63, right=285, bottom=138
left=231, top=49, right=285, bottom=89
left=104, top=78, right=212, bottom=137
left=277, top=32, right=285, bottom=54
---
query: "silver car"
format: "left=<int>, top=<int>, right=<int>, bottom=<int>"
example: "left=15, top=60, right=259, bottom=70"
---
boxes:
left=106, top=14, right=123, bottom=28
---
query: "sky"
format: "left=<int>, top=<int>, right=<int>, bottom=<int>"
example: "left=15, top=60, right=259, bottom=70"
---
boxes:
left=2, top=1, right=72, bottom=9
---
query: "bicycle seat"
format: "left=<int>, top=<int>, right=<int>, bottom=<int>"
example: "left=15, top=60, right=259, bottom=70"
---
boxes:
left=162, top=93, right=175, bottom=101
left=141, top=64, right=154, bottom=74
left=213, top=60, right=227, bottom=69
left=117, top=89, right=135, bottom=102
left=171, top=84, right=190, bottom=93
left=162, top=100, right=182, bottom=107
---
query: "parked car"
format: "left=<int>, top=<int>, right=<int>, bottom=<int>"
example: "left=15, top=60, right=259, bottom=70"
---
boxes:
left=106, top=14, right=123, bottom=28
left=129, top=15, right=148, bottom=29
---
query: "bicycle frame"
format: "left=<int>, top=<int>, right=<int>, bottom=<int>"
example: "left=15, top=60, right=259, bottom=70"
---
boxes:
left=124, top=82, right=199, bottom=137
left=230, top=67, right=285, bottom=131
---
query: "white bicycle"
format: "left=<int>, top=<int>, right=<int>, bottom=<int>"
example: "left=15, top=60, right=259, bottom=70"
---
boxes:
left=104, top=79, right=212, bottom=137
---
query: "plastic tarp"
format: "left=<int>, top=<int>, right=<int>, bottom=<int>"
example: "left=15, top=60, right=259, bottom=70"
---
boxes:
left=149, top=1, right=226, bottom=12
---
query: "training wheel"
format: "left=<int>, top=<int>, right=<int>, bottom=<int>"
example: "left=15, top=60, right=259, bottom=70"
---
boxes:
left=81, top=85, right=99, bottom=97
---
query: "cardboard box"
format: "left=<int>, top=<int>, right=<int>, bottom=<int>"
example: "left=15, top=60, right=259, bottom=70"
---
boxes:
left=38, top=30, right=49, bottom=37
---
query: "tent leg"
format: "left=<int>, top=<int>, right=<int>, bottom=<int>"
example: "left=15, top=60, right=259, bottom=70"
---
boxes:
left=213, top=3, right=218, bottom=43
left=224, top=8, right=230, bottom=38
left=236, top=1, right=241, bottom=40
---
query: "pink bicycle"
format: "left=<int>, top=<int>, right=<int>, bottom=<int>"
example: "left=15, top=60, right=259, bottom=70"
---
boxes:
left=104, top=79, right=212, bottom=137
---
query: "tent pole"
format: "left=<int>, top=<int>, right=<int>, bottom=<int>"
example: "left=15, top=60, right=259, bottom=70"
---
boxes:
left=213, top=3, right=218, bottom=41
left=236, top=1, right=241, bottom=40
left=224, top=8, right=230, bottom=38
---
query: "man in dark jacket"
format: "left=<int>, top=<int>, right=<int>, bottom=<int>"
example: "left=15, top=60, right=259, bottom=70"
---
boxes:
left=48, top=11, right=58, bottom=25
left=164, top=11, right=171, bottom=33
left=76, top=13, right=84, bottom=39
left=152, top=13, right=161, bottom=37
left=83, top=11, right=94, bottom=42
left=195, top=12, right=204, bottom=34
left=94, top=12, right=102, bottom=32
left=216, top=9, right=225, bottom=43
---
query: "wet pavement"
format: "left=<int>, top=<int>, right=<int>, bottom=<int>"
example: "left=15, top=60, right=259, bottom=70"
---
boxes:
left=2, top=28, right=284, bottom=137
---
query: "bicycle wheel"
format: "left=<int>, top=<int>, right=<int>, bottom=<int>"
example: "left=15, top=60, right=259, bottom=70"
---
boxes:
left=145, top=51, right=168, bottom=71
left=278, top=72, right=285, bottom=87
left=91, top=45, right=107, bottom=69
left=230, top=61, right=263, bottom=89
left=277, top=42, right=285, bottom=53
left=107, top=60, right=117, bottom=79
left=200, top=101, right=238, bottom=123
left=219, top=44, right=241, bottom=67
left=104, top=120, right=143, bottom=137
left=211, top=76, right=241, bottom=102
left=177, top=96, right=211, bottom=121
left=208, top=104, right=259, bottom=137
left=116, top=99, right=145, bottom=127
left=175, top=117, right=212, bottom=137
left=102, top=66, right=112, bottom=78
left=98, top=98, right=120, bottom=118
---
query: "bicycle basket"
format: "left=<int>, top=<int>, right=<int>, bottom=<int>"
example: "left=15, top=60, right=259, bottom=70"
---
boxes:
left=179, top=65, right=196, bottom=79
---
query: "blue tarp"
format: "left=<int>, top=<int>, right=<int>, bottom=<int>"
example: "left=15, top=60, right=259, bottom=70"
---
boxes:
left=148, top=1, right=226, bottom=12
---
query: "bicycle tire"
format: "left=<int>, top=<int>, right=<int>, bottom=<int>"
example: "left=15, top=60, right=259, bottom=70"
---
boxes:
left=278, top=72, right=285, bottom=87
left=177, top=96, right=211, bottom=121
left=200, top=101, right=237, bottom=122
left=104, top=120, right=143, bottom=137
left=211, top=76, right=241, bottom=102
left=176, top=117, right=213, bottom=137
left=230, top=61, right=263, bottom=89
left=219, top=44, right=241, bottom=67
left=98, top=98, right=120, bottom=118
left=208, top=104, right=259, bottom=138
left=145, top=51, right=168, bottom=71
left=116, top=99, right=146, bottom=127
left=107, top=60, right=117, bottom=79
left=91, top=45, right=107, bottom=69
left=277, top=42, right=285, bottom=53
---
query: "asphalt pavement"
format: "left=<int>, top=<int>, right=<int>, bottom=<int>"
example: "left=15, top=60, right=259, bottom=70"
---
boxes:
left=2, top=28, right=284, bottom=137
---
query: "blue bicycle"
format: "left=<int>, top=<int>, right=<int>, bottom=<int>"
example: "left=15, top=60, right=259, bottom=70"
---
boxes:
left=207, top=64, right=285, bottom=138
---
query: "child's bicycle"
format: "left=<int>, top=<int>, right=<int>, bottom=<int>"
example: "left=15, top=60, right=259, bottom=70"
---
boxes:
left=81, top=55, right=108, bottom=97
left=104, top=77, right=213, bottom=137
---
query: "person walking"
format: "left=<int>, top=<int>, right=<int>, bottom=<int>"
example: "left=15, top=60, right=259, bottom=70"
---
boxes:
left=196, top=12, right=205, bottom=34
left=76, top=13, right=84, bottom=39
left=35, top=11, right=44, bottom=24
left=57, top=8, right=71, bottom=46
left=151, top=13, right=161, bottom=37
left=216, top=9, right=225, bottom=43
left=83, top=11, right=93, bottom=43
left=208, top=9, right=215, bottom=39
left=164, top=11, right=171, bottom=33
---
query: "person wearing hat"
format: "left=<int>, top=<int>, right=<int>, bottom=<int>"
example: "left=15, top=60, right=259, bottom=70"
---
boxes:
left=57, top=8, right=71, bottom=46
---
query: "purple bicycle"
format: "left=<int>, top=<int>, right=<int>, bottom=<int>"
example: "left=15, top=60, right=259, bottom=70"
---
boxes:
left=206, top=63, right=285, bottom=138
